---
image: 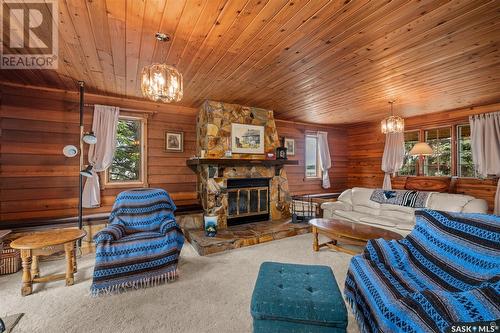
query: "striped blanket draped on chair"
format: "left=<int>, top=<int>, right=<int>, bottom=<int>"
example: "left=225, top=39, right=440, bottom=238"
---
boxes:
left=345, top=209, right=500, bottom=333
left=91, top=188, right=184, bottom=295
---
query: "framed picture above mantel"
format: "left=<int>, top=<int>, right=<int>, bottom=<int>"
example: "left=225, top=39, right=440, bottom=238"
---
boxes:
left=165, top=131, right=184, bottom=152
left=231, top=123, right=265, bottom=154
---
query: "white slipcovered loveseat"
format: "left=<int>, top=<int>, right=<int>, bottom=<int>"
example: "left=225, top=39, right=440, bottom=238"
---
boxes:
left=321, top=187, right=488, bottom=236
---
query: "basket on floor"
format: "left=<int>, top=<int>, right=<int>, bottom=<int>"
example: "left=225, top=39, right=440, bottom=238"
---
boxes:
left=0, top=241, right=21, bottom=275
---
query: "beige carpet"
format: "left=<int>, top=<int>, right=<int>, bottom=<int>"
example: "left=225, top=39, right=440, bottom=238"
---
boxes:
left=0, top=234, right=360, bottom=333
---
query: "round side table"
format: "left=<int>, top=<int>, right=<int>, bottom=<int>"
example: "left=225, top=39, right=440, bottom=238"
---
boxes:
left=10, top=228, right=86, bottom=296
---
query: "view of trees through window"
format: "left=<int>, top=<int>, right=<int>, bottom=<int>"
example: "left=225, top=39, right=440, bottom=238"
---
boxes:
left=399, top=124, right=475, bottom=178
left=399, top=131, right=419, bottom=175
left=305, top=135, right=319, bottom=178
left=108, top=118, right=142, bottom=182
left=424, top=127, right=451, bottom=176
left=457, top=124, right=475, bottom=177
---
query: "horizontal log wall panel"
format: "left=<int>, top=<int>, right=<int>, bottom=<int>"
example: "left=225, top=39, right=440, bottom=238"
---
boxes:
left=275, top=120, right=348, bottom=196
left=347, top=103, right=499, bottom=212
left=0, top=85, right=200, bottom=223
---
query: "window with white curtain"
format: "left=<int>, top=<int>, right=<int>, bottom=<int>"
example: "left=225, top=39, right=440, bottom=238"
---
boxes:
left=105, top=115, right=147, bottom=186
left=305, top=134, right=321, bottom=178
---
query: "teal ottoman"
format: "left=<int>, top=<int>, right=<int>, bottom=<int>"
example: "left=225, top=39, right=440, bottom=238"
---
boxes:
left=251, top=262, right=348, bottom=333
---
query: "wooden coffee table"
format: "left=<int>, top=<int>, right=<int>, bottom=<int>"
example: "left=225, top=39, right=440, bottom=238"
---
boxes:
left=10, top=228, right=86, bottom=296
left=309, top=218, right=403, bottom=255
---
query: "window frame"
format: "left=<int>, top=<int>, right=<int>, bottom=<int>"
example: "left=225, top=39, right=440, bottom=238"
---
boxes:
left=456, top=124, right=476, bottom=178
left=398, top=130, right=420, bottom=176
left=423, top=126, right=452, bottom=177
left=304, top=133, right=322, bottom=180
left=399, top=122, right=475, bottom=179
left=104, top=114, right=148, bottom=188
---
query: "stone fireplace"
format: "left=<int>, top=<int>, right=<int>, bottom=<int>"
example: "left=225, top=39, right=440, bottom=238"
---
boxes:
left=190, top=101, right=293, bottom=229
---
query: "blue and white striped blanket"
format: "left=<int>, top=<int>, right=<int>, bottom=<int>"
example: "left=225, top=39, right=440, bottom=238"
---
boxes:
left=91, top=188, right=184, bottom=295
left=370, top=189, right=430, bottom=208
left=345, top=209, right=500, bottom=333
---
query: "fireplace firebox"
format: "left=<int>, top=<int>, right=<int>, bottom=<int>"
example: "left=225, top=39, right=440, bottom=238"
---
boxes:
left=227, top=178, right=270, bottom=226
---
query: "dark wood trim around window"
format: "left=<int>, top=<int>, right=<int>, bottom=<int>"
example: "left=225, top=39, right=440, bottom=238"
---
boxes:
left=403, top=122, right=471, bottom=178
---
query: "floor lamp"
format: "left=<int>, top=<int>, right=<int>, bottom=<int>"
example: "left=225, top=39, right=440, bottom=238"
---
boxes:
left=409, top=142, right=433, bottom=176
left=62, top=81, right=97, bottom=243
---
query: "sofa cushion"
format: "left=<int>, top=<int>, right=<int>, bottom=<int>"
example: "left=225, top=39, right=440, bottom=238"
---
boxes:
left=353, top=205, right=380, bottom=216
left=395, top=219, right=415, bottom=231
left=462, top=199, right=489, bottom=213
left=334, top=210, right=369, bottom=222
left=380, top=203, right=415, bottom=214
left=359, top=216, right=399, bottom=228
left=380, top=204, right=414, bottom=222
left=337, top=189, right=352, bottom=205
left=321, top=201, right=352, bottom=212
left=351, top=188, right=380, bottom=209
left=426, top=193, right=475, bottom=212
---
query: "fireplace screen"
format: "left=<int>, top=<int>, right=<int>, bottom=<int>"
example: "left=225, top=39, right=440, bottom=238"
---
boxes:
left=228, top=187, right=268, bottom=217
left=227, top=178, right=270, bottom=225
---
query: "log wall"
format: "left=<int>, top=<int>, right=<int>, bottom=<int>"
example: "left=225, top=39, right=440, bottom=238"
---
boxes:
left=0, top=84, right=346, bottom=225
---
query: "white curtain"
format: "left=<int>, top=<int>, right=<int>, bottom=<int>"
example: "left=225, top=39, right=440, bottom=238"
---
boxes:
left=381, top=132, right=405, bottom=190
left=469, top=111, right=500, bottom=215
left=82, top=105, right=120, bottom=208
left=317, top=131, right=332, bottom=189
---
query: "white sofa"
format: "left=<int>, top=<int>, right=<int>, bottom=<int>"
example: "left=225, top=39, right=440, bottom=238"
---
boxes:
left=321, top=187, right=488, bottom=236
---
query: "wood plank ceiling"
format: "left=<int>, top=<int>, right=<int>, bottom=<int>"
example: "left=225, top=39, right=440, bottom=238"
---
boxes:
left=0, top=0, right=499, bottom=124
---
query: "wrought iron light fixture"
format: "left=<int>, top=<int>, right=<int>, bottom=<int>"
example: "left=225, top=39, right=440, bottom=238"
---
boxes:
left=381, top=100, right=404, bottom=134
left=141, top=33, right=183, bottom=103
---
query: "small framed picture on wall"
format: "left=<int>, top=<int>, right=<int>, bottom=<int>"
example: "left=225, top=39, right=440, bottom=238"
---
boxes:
left=165, top=131, right=184, bottom=152
left=284, top=138, right=295, bottom=156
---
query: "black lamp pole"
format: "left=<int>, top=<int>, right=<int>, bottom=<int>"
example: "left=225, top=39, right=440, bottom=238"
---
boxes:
left=78, top=81, right=84, bottom=232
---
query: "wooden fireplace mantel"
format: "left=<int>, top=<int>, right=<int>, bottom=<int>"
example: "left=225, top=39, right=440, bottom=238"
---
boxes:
left=186, top=158, right=299, bottom=172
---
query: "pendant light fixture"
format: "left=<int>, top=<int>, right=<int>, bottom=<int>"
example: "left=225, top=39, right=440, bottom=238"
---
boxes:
left=141, top=33, right=183, bottom=103
left=381, top=100, right=404, bottom=134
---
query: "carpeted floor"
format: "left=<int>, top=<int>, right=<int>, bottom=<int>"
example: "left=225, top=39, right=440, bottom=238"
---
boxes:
left=0, top=234, right=360, bottom=333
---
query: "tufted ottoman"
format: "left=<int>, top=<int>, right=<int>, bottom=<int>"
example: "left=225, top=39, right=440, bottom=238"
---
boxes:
left=251, top=262, right=347, bottom=333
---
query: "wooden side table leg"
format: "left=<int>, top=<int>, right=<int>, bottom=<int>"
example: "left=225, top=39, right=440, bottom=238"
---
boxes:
left=64, top=242, right=75, bottom=286
left=313, top=226, right=319, bottom=252
left=31, top=255, right=39, bottom=278
left=20, top=249, right=33, bottom=296
left=72, top=244, right=77, bottom=273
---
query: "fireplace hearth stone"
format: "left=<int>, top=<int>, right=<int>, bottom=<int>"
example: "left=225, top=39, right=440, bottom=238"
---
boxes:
left=184, top=219, right=311, bottom=256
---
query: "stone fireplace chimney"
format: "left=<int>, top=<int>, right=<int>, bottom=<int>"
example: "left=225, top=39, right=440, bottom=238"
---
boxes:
left=192, top=101, right=292, bottom=229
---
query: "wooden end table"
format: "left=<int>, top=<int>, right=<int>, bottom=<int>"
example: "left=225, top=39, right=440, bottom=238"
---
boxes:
left=309, top=218, right=403, bottom=255
left=10, top=228, right=86, bottom=296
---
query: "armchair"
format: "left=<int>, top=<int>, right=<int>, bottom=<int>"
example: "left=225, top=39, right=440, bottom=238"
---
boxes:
left=91, top=188, right=184, bottom=295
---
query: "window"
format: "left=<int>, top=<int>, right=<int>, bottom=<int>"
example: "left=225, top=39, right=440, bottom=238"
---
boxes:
left=105, top=116, right=147, bottom=186
left=305, top=134, right=321, bottom=178
left=457, top=124, right=475, bottom=177
left=399, top=130, right=419, bottom=176
left=424, top=127, right=451, bottom=176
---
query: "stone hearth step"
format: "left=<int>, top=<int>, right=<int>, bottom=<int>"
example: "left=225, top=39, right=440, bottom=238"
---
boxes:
left=184, top=219, right=311, bottom=256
